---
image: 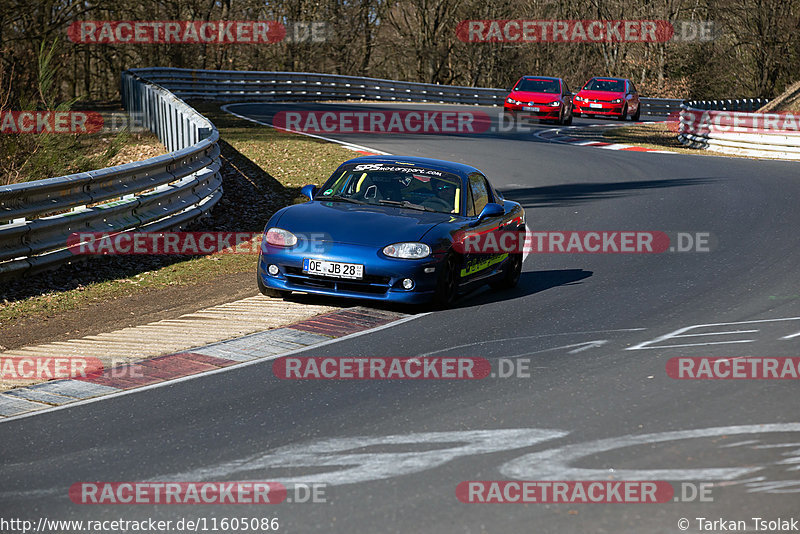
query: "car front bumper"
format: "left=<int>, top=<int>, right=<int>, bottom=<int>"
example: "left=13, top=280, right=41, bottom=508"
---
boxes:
left=504, top=104, right=561, bottom=120
left=258, top=242, right=444, bottom=304
left=574, top=103, right=624, bottom=117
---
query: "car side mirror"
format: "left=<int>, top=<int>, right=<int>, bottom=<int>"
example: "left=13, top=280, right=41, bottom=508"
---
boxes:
left=471, top=203, right=504, bottom=226
left=301, top=184, right=317, bottom=200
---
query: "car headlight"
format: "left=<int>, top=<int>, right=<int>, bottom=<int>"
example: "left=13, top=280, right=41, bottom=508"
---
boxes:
left=611, top=98, right=622, bottom=103
left=383, top=242, right=430, bottom=259
left=574, top=95, right=584, bottom=102
left=265, top=227, right=298, bottom=247
left=548, top=101, right=561, bottom=106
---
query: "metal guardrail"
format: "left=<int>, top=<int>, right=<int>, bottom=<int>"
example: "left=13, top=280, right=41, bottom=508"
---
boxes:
left=129, top=68, right=681, bottom=117
left=0, top=71, right=222, bottom=281
left=130, top=67, right=510, bottom=106
left=639, top=97, right=683, bottom=117
left=686, top=99, right=770, bottom=112
left=677, top=102, right=799, bottom=160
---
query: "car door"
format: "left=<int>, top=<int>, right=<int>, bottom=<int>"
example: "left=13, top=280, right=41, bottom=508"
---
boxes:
left=461, top=173, right=510, bottom=282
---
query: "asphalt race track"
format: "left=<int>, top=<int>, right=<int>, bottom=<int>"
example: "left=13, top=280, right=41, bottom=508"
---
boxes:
left=2, top=103, right=800, bottom=533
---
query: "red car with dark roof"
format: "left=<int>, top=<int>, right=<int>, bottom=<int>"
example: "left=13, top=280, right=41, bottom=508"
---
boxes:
left=574, top=77, right=641, bottom=121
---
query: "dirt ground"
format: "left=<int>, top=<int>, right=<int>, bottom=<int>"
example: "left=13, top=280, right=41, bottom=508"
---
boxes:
left=0, top=271, right=258, bottom=350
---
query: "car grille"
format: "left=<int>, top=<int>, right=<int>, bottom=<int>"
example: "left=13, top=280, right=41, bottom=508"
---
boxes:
left=284, top=267, right=391, bottom=295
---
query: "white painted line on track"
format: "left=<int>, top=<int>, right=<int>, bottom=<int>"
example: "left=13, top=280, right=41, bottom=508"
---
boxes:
left=627, top=317, right=800, bottom=350
left=418, top=328, right=646, bottom=358
left=504, top=340, right=609, bottom=359
left=719, top=440, right=761, bottom=448
left=674, top=329, right=759, bottom=338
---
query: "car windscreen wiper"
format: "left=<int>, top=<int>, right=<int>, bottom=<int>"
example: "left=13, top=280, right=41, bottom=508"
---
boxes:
left=378, top=199, right=435, bottom=212
left=320, top=194, right=367, bottom=205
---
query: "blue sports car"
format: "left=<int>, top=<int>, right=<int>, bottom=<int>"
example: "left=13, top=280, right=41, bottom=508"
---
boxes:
left=257, top=155, right=525, bottom=307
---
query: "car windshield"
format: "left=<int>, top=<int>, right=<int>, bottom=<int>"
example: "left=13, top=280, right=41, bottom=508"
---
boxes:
left=584, top=79, right=625, bottom=92
left=318, top=163, right=463, bottom=214
left=514, top=78, right=560, bottom=94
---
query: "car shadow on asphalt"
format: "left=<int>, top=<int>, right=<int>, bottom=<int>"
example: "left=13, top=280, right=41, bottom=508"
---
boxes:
left=452, top=268, right=593, bottom=309
left=500, top=177, right=717, bottom=208
left=281, top=268, right=593, bottom=314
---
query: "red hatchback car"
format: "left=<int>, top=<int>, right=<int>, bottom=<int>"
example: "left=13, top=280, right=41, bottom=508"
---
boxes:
left=504, top=76, right=573, bottom=125
left=574, top=77, right=641, bottom=121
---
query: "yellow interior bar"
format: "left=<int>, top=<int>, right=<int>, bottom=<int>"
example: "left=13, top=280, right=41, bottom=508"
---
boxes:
left=355, top=173, right=367, bottom=192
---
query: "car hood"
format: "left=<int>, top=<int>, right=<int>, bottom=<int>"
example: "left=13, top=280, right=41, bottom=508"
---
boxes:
left=577, top=89, right=624, bottom=101
left=274, top=201, right=455, bottom=247
left=510, top=91, right=562, bottom=104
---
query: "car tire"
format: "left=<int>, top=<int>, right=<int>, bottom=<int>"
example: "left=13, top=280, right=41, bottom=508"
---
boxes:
left=258, top=272, right=290, bottom=299
left=432, top=253, right=459, bottom=309
left=490, top=253, right=523, bottom=290
left=631, top=105, right=641, bottom=121
left=618, top=104, right=628, bottom=121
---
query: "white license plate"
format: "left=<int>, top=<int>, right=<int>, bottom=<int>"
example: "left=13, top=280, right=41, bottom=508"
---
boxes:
left=303, top=258, right=364, bottom=280
left=589, top=103, right=603, bottom=109
left=522, top=106, right=540, bottom=112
